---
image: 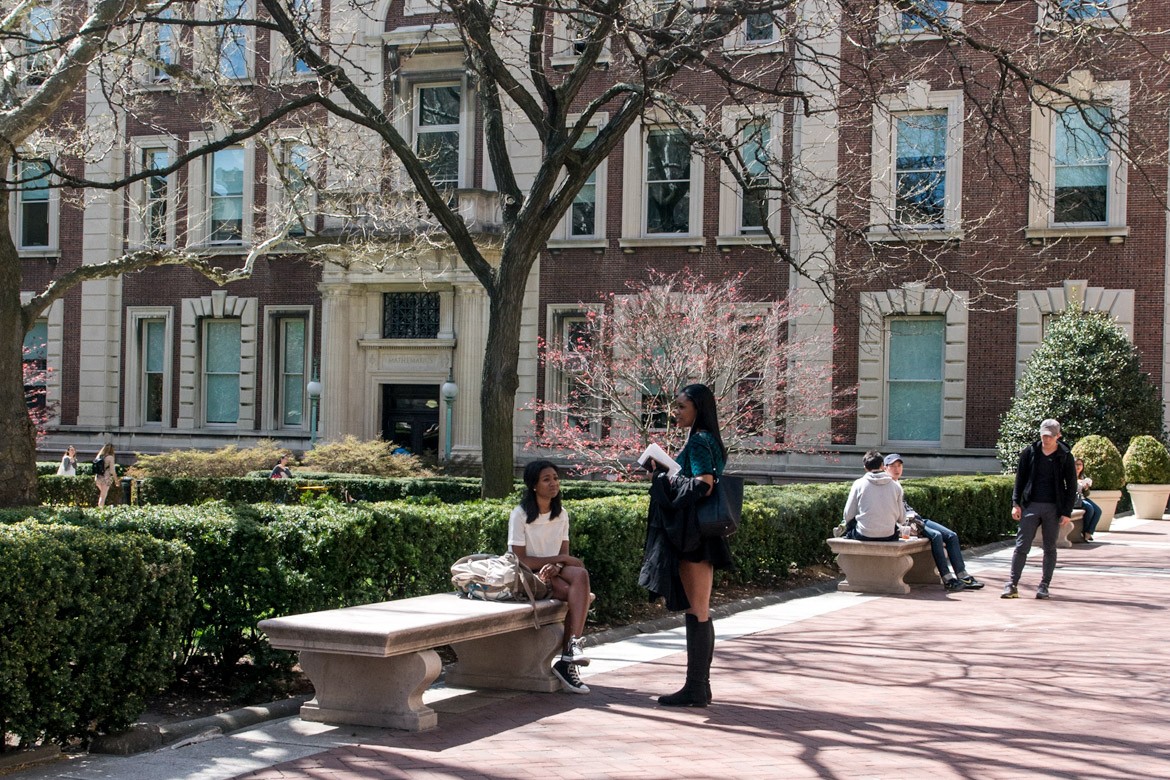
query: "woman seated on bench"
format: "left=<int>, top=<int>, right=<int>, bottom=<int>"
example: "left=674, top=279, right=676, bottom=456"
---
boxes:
left=509, top=460, right=592, bottom=694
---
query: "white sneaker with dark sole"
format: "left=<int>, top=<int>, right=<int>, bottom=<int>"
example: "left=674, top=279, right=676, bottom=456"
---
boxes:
left=561, top=636, right=591, bottom=666
left=552, top=659, right=590, bottom=694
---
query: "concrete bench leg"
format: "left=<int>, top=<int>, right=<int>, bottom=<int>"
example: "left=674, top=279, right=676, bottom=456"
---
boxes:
left=1034, top=518, right=1077, bottom=549
left=446, top=623, right=563, bottom=693
left=298, top=649, right=441, bottom=731
left=905, top=548, right=940, bottom=584
left=835, top=551, right=914, bottom=595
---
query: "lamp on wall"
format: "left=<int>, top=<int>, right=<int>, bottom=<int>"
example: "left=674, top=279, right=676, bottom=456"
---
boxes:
left=440, top=369, right=459, bottom=462
left=306, top=360, right=322, bottom=447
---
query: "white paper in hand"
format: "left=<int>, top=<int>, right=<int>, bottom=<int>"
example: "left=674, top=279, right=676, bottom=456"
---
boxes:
left=638, top=442, right=681, bottom=478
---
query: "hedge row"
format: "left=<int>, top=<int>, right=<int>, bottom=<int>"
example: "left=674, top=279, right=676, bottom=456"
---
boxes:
left=0, top=523, right=192, bottom=750
left=37, top=474, right=652, bottom=507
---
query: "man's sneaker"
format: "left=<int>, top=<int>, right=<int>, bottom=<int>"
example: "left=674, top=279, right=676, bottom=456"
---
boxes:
left=561, top=636, right=590, bottom=666
left=1036, top=584, right=1051, bottom=600
left=1001, top=583, right=1019, bottom=599
left=552, top=659, right=590, bottom=694
left=944, top=578, right=966, bottom=593
left=960, top=576, right=985, bottom=590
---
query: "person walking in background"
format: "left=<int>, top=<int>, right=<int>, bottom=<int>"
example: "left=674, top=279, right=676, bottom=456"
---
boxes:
left=640, top=383, right=730, bottom=708
left=94, top=443, right=116, bottom=507
left=270, top=454, right=294, bottom=479
left=509, top=460, right=593, bottom=694
left=1074, top=457, right=1102, bottom=542
left=842, top=450, right=903, bottom=541
left=56, top=445, right=77, bottom=476
left=1005, top=419, right=1077, bottom=600
left=883, top=454, right=984, bottom=592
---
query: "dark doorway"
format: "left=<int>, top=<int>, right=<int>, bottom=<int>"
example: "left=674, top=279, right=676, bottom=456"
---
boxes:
left=381, top=384, right=440, bottom=456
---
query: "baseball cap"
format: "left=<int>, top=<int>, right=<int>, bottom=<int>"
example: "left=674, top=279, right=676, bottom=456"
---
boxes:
left=883, top=453, right=903, bottom=466
left=1039, top=419, right=1061, bottom=437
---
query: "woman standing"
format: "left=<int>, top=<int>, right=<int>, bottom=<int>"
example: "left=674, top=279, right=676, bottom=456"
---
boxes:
left=640, top=383, right=731, bottom=707
left=508, top=459, right=593, bottom=694
left=94, top=443, right=116, bottom=507
left=56, top=446, right=77, bottom=476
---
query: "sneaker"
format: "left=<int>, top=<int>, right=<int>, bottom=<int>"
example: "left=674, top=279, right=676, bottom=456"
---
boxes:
left=552, top=659, right=590, bottom=694
left=1001, top=583, right=1019, bottom=599
left=960, top=576, right=985, bottom=590
left=944, top=578, right=966, bottom=593
left=561, top=636, right=590, bottom=666
left=1036, top=584, right=1050, bottom=600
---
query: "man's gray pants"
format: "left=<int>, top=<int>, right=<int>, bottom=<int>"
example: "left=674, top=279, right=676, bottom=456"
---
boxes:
left=1010, top=501, right=1060, bottom=586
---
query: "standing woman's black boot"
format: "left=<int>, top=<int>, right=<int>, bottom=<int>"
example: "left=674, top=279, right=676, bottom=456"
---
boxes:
left=659, top=613, right=710, bottom=707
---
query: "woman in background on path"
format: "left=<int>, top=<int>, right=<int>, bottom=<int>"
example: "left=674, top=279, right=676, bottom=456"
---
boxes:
left=94, top=443, right=116, bottom=507
left=56, top=445, right=77, bottom=476
left=640, top=383, right=731, bottom=707
left=508, top=459, right=593, bottom=694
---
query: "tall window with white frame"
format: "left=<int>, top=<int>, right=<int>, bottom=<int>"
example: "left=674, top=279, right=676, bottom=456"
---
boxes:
left=23, top=3, right=55, bottom=85
left=144, top=148, right=170, bottom=246
left=203, top=319, right=241, bottom=425
left=1059, top=0, right=1112, bottom=22
left=289, top=0, right=314, bottom=75
left=738, top=119, right=770, bottom=234
left=1053, top=105, right=1110, bottom=225
left=743, top=12, right=776, bottom=44
left=218, top=0, right=249, bottom=79
left=17, top=160, right=51, bottom=250
left=415, top=85, right=461, bottom=188
left=645, top=128, right=691, bottom=234
left=23, top=321, right=48, bottom=414
left=209, top=147, right=245, bottom=243
left=895, top=112, right=947, bottom=227
left=152, top=6, right=178, bottom=81
left=886, top=317, right=944, bottom=443
left=276, top=316, right=306, bottom=428
left=571, top=129, right=599, bottom=238
left=140, top=319, right=167, bottom=424
left=280, top=142, right=312, bottom=236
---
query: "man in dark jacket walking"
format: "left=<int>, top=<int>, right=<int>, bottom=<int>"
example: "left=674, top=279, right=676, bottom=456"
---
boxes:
left=1004, top=418, right=1077, bottom=600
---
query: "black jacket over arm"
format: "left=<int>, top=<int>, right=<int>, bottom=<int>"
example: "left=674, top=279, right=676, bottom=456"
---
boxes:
left=638, top=472, right=711, bottom=612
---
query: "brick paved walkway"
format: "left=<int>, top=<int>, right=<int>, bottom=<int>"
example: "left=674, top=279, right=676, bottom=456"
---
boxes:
left=234, top=518, right=1170, bottom=780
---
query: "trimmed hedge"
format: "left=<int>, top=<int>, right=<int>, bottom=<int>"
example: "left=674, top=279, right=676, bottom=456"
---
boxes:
left=0, top=523, right=192, bottom=749
left=5, top=473, right=1017, bottom=719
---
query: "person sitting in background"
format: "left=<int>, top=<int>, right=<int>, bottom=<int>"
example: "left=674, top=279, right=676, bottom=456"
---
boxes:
left=270, top=455, right=293, bottom=479
left=1074, top=457, right=1102, bottom=543
left=842, top=450, right=903, bottom=541
left=883, top=454, right=984, bottom=593
left=56, top=445, right=77, bottom=476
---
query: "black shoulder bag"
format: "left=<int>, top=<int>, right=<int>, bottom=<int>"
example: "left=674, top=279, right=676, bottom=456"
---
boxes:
left=696, top=474, right=744, bottom=538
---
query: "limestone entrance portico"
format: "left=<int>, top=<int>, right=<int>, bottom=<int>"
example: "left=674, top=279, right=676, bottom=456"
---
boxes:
left=316, top=248, right=539, bottom=463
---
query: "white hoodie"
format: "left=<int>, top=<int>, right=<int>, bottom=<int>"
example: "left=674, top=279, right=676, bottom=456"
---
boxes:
left=842, top=470, right=904, bottom=539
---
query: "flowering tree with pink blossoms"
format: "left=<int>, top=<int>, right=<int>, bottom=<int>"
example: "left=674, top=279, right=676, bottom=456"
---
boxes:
left=22, top=344, right=53, bottom=443
left=528, top=272, right=849, bottom=478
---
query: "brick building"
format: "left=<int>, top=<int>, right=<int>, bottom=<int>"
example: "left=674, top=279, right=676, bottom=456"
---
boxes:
left=20, top=0, right=1169, bottom=478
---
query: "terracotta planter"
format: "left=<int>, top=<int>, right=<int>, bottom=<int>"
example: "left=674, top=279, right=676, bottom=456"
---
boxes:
left=1126, top=484, right=1170, bottom=520
left=1091, top=489, right=1122, bottom=532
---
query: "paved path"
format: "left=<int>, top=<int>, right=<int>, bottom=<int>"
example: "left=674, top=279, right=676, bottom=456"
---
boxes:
left=17, top=517, right=1170, bottom=779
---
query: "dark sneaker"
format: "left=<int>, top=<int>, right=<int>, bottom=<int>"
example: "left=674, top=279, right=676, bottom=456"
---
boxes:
left=960, top=576, right=985, bottom=590
left=1001, top=583, right=1019, bottom=599
left=561, top=636, right=590, bottom=666
left=1036, top=584, right=1050, bottom=600
left=944, top=578, right=966, bottom=593
left=553, top=659, right=590, bottom=694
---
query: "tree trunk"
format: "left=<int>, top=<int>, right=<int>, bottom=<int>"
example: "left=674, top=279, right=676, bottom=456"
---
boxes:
left=479, top=261, right=528, bottom=498
left=0, top=201, right=39, bottom=508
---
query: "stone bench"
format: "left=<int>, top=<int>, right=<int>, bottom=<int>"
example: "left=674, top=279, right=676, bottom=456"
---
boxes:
left=1033, top=508, right=1086, bottom=548
left=258, top=592, right=568, bottom=732
left=826, top=537, right=936, bottom=595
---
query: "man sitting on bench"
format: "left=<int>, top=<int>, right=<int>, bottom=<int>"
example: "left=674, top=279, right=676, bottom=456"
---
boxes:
left=883, top=453, right=985, bottom=593
left=842, top=450, right=903, bottom=541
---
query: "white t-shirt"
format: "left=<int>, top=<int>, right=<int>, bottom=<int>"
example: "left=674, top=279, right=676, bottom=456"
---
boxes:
left=507, top=505, right=569, bottom=558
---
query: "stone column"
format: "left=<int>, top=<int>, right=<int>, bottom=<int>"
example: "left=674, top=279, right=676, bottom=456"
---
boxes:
left=452, top=283, right=488, bottom=456
left=318, top=283, right=354, bottom=441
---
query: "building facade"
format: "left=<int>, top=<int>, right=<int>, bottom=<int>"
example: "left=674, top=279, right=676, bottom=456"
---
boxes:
left=21, top=0, right=1169, bottom=479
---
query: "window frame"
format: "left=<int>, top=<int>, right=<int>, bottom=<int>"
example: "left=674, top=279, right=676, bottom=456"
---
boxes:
left=10, top=157, right=58, bottom=254
left=543, top=304, right=603, bottom=435
left=549, top=116, right=609, bottom=247
left=877, top=0, right=961, bottom=42
left=551, top=3, right=612, bottom=66
left=620, top=110, right=706, bottom=249
left=266, top=135, right=317, bottom=237
left=125, top=307, right=174, bottom=428
left=1036, top=0, right=1129, bottom=31
left=265, top=306, right=313, bottom=431
left=21, top=1, right=56, bottom=85
left=201, top=317, right=243, bottom=426
left=868, top=86, right=964, bottom=242
left=883, top=315, right=946, bottom=446
left=722, top=10, right=784, bottom=53
left=128, top=136, right=179, bottom=248
left=717, top=105, right=784, bottom=245
left=412, top=81, right=465, bottom=190
left=1026, top=74, right=1129, bottom=240
left=200, top=0, right=254, bottom=82
left=269, top=0, right=318, bottom=81
left=188, top=134, right=255, bottom=248
left=22, top=319, right=49, bottom=414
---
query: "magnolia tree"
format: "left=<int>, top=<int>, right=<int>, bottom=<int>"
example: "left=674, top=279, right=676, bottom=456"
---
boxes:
left=528, top=272, right=848, bottom=478
left=21, top=344, right=52, bottom=443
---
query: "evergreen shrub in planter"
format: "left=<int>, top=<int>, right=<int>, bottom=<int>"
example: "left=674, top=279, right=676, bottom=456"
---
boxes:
left=1123, top=435, right=1170, bottom=520
left=1071, top=435, right=1125, bottom=530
